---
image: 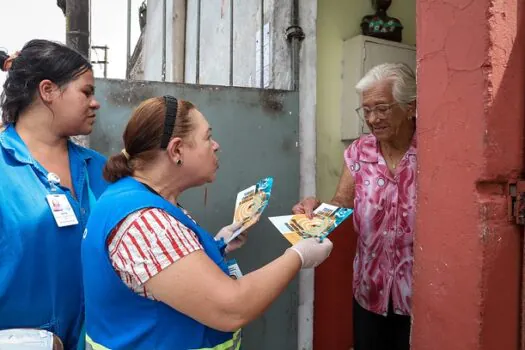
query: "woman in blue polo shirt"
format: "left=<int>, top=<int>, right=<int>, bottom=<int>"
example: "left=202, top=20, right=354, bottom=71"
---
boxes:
left=0, top=40, right=107, bottom=349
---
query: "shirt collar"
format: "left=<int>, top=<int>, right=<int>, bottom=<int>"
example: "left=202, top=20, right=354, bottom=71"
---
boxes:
left=69, top=138, right=94, bottom=161
left=357, top=134, right=379, bottom=163
left=0, top=124, right=93, bottom=165
left=358, top=132, right=417, bottom=163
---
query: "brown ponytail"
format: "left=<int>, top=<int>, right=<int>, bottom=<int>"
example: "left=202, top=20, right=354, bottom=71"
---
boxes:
left=103, top=96, right=195, bottom=183
left=103, top=152, right=133, bottom=183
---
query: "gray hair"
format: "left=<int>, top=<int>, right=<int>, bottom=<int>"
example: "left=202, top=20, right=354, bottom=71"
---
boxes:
left=355, top=62, right=416, bottom=106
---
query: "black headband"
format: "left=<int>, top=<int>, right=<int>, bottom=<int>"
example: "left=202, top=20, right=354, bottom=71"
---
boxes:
left=160, top=95, right=178, bottom=149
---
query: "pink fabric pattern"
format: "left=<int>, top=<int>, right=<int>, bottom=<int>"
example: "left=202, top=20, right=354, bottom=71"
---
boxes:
left=344, top=133, right=417, bottom=316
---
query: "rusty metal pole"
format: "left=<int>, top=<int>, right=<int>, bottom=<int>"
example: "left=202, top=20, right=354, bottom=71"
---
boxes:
left=65, top=0, right=90, bottom=57
left=286, top=0, right=304, bottom=91
left=65, top=0, right=90, bottom=147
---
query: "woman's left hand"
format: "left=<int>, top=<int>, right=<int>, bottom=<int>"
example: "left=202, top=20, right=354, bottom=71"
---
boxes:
left=225, top=231, right=248, bottom=254
left=215, top=221, right=247, bottom=254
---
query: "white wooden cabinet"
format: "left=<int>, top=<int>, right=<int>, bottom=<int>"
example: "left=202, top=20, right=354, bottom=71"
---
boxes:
left=340, top=35, right=416, bottom=140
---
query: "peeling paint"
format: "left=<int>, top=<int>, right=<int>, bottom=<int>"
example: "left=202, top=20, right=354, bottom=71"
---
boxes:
left=260, top=90, right=284, bottom=114
left=106, top=81, right=157, bottom=107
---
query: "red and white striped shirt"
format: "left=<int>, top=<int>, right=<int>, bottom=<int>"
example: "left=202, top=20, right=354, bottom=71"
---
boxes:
left=106, top=207, right=203, bottom=299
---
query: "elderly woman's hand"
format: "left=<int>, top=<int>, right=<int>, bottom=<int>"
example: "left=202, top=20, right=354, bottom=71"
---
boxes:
left=292, top=197, right=321, bottom=219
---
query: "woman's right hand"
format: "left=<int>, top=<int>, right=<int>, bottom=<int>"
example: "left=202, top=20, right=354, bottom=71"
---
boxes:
left=288, top=237, right=333, bottom=269
left=292, top=197, right=321, bottom=219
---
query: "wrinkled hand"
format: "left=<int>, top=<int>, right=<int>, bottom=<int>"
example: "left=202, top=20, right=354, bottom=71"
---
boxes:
left=215, top=221, right=247, bottom=254
left=292, top=197, right=321, bottom=219
left=288, top=237, right=333, bottom=269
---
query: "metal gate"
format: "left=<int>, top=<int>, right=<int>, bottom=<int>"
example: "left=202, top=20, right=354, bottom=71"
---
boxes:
left=91, top=78, right=300, bottom=350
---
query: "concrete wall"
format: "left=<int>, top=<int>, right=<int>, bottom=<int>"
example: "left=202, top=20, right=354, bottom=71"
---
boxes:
left=142, top=0, right=180, bottom=82
left=412, top=0, right=524, bottom=349
left=142, top=0, right=294, bottom=89
left=143, top=0, right=165, bottom=81
left=314, top=1, right=415, bottom=348
left=185, top=0, right=292, bottom=89
left=297, top=1, right=318, bottom=349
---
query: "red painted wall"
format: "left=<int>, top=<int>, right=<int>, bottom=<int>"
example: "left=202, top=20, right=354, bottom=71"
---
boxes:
left=413, top=0, right=524, bottom=349
left=313, top=219, right=357, bottom=350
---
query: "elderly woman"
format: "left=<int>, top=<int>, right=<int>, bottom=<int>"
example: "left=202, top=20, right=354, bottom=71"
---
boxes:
left=293, top=62, right=416, bottom=350
left=81, top=96, right=333, bottom=349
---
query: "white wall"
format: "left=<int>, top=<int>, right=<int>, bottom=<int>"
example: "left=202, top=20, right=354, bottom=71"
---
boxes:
left=145, top=0, right=294, bottom=89
left=143, top=0, right=167, bottom=81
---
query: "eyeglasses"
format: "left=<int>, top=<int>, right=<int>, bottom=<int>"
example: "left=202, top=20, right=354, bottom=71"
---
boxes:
left=355, top=103, right=398, bottom=121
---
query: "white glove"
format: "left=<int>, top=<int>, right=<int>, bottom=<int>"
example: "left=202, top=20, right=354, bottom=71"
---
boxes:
left=215, top=222, right=246, bottom=254
left=288, top=237, right=333, bottom=269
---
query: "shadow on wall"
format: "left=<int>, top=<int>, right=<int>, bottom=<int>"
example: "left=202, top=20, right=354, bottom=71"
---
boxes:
left=481, top=0, right=525, bottom=348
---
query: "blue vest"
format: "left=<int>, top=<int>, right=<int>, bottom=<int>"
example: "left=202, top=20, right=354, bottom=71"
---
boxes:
left=0, top=125, right=108, bottom=349
left=82, top=177, right=241, bottom=350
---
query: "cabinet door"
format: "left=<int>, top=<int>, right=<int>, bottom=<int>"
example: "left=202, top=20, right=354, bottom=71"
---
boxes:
left=364, top=41, right=416, bottom=73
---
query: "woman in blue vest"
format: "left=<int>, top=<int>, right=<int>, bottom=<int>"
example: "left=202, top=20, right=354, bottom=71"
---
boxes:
left=0, top=40, right=107, bottom=349
left=82, top=96, right=333, bottom=350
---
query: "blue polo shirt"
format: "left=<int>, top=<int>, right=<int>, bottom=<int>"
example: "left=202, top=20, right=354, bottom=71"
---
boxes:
left=0, top=125, right=107, bottom=349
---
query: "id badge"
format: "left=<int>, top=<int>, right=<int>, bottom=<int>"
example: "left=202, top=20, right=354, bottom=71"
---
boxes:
left=46, top=194, right=79, bottom=227
left=227, top=259, right=243, bottom=280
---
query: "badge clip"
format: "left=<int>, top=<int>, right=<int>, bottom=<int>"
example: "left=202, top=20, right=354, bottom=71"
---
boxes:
left=47, top=172, right=61, bottom=192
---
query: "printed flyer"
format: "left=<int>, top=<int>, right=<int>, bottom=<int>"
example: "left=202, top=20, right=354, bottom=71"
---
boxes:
left=227, top=177, right=273, bottom=243
left=268, top=203, right=353, bottom=244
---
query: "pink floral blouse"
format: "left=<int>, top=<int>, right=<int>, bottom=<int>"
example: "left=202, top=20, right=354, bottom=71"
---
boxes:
left=344, top=133, right=417, bottom=316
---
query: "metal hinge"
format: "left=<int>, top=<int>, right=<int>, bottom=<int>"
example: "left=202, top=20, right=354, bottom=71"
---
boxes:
left=508, top=180, right=525, bottom=225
